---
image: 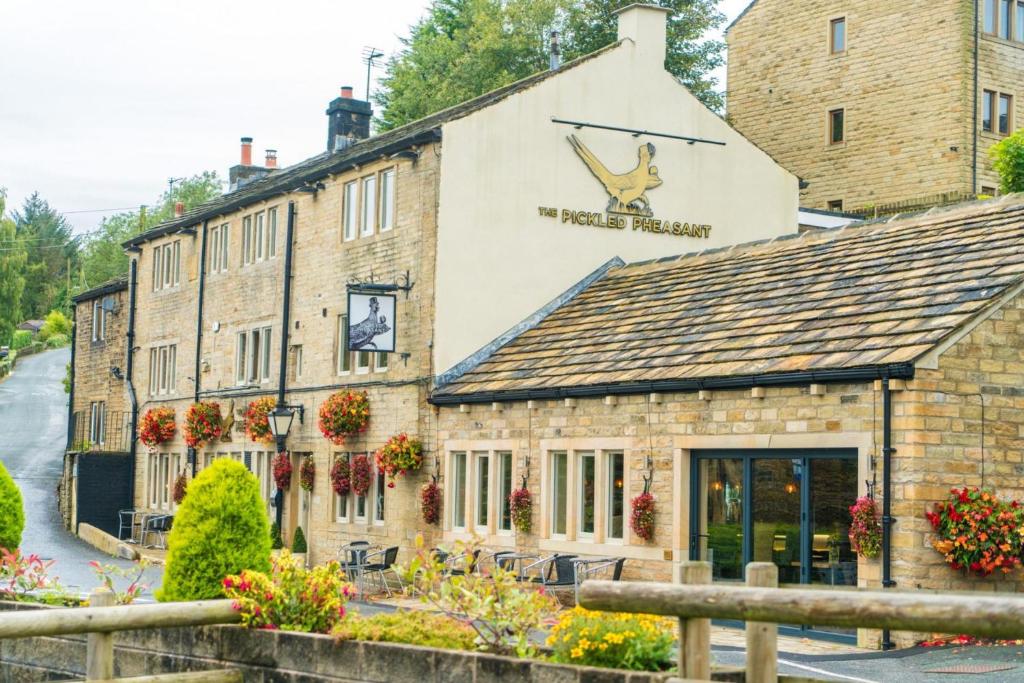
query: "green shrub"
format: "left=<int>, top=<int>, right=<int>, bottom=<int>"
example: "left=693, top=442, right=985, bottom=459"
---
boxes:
left=45, top=334, right=68, bottom=349
left=333, top=610, right=477, bottom=651
left=270, top=522, right=284, bottom=550
left=11, top=330, right=31, bottom=350
left=291, top=526, right=307, bottom=553
left=547, top=607, right=677, bottom=671
left=989, top=130, right=1024, bottom=194
left=0, top=459, right=25, bottom=552
left=157, top=459, right=271, bottom=601
left=38, top=310, right=71, bottom=342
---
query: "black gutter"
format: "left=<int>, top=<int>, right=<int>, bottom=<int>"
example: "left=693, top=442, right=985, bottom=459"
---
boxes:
left=65, top=307, right=77, bottom=450
left=972, top=0, right=979, bottom=193
left=429, top=363, right=916, bottom=405
left=277, top=202, right=296, bottom=407
left=194, top=220, right=209, bottom=402
left=881, top=377, right=896, bottom=650
left=71, top=278, right=128, bottom=304
left=124, top=130, right=440, bottom=248
left=125, top=258, right=139, bottom=501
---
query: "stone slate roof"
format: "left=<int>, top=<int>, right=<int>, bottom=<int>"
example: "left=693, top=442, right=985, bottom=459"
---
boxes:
left=433, top=197, right=1024, bottom=401
left=124, top=43, right=620, bottom=248
left=71, top=275, right=129, bottom=304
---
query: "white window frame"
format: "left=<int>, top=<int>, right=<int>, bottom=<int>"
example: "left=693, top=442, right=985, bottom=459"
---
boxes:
left=336, top=315, right=351, bottom=374
left=498, top=451, right=514, bottom=533
left=354, top=452, right=369, bottom=522
left=605, top=451, right=626, bottom=542
left=372, top=467, right=386, bottom=525
left=360, top=175, right=376, bottom=237
left=242, top=216, right=253, bottom=265
left=149, top=343, right=177, bottom=396
left=343, top=181, right=358, bottom=241
left=210, top=223, right=229, bottom=273
left=251, top=451, right=274, bottom=513
left=450, top=451, right=468, bottom=530
left=550, top=451, right=569, bottom=539
left=254, top=211, right=265, bottom=262
left=152, top=246, right=162, bottom=291
left=473, top=451, right=490, bottom=532
left=577, top=451, right=596, bottom=539
left=267, top=207, right=278, bottom=258
left=291, top=344, right=303, bottom=381
left=375, top=351, right=389, bottom=373
left=91, top=300, right=103, bottom=342
left=237, top=326, right=272, bottom=384
left=236, top=332, right=247, bottom=385
left=334, top=454, right=350, bottom=523
left=379, top=168, right=395, bottom=232
left=356, top=348, right=372, bottom=374
left=89, top=401, right=106, bottom=445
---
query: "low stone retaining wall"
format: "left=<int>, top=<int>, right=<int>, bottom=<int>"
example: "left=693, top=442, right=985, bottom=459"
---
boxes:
left=1, top=603, right=745, bottom=683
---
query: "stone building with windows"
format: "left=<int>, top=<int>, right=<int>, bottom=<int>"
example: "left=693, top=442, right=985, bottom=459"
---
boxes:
left=79, top=5, right=798, bottom=564
left=432, top=196, right=1024, bottom=647
left=727, top=0, right=1024, bottom=214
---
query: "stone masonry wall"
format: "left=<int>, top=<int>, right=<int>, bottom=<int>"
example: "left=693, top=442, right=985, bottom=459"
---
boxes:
left=727, top=0, right=972, bottom=210
left=72, top=287, right=129, bottom=426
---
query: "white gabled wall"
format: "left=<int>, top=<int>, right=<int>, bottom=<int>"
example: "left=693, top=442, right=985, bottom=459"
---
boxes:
left=433, top=5, right=799, bottom=377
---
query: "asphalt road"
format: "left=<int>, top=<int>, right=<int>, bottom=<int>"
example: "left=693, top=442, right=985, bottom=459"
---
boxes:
left=0, top=347, right=161, bottom=597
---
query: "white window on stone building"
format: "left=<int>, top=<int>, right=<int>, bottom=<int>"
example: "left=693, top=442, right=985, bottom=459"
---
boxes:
left=210, top=223, right=229, bottom=273
left=148, top=344, right=177, bottom=396
left=550, top=451, right=568, bottom=537
left=147, top=452, right=171, bottom=510
left=267, top=206, right=278, bottom=258
left=577, top=451, right=596, bottom=538
left=376, top=351, right=389, bottom=373
left=498, top=451, right=514, bottom=532
left=606, top=452, right=625, bottom=541
left=356, top=348, right=372, bottom=374
left=91, top=298, right=108, bottom=342
left=242, top=216, right=254, bottom=265
left=250, top=451, right=275, bottom=513
left=254, top=211, right=265, bottom=262
left=290, top=344, right=303, bottom=381
left=354, top=452, right=369, bottom=522
left=450, top=451, right=467, bottom=530
left=89, top=401, right=106, bottom=446
left=343, top=181, right=358, bottom=241
left=334, top=453, right=350, bottom=523
left=360, top=175, right=376, bottom=237
left=336, top=315, right=352, bottom=374
left=373, top=467, right=386, bottom=525
left=474, top=452, right=490, bottom=531
left=152, top=241, right=180, bottom=291
left=380, top=168, right=395, bottom=232
left=236, top=327, right=272, bottom=384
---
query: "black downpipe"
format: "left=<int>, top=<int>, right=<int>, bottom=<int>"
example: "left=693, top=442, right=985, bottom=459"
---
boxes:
left=125, top=258, right=139, bottom=500
left=881, top=377, right=896, bottom=650
left=66, top=307, right=77, bottom=450
left=191, top=221, right=209, bottom=475
left=973, top=0, right=980, bottom=193
left=274, top=202, right=296, bottom=530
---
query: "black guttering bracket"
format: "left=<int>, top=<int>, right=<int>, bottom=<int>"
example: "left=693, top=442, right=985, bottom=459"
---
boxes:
left=123, top=129, right=441, bottom=249
left=429, top=363, right=916, bottom=405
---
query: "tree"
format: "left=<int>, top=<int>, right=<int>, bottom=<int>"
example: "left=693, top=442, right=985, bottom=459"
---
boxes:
left=13, top=192, right=77, bottom=318
left=157, top=458, right=271, bottom=601
left=989, top=130, right=1024, bottom=194
left=374, top=0, right=725, bottom=131
left=77, top=171, right=223, bottom=291
left=38, top=309, right=72, bottom=341
left=561, top=0, right=725, bottom=111
left=0, top=191, right=26, bottom=347
left=0, top=459, right=25, bottom=552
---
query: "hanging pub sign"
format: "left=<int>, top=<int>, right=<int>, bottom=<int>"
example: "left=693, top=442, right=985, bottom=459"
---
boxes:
left=347, top=292, right=396, bottom=352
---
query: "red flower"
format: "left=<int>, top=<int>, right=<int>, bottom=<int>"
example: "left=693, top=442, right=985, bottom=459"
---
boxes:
left=318, top=391, right=370, bottom=444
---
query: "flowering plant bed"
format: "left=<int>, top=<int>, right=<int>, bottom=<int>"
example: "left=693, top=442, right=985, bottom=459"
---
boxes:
left=183, top=402, right=223, bottom=449
left=351, top=454, right=373, bottom=497
left=330, top=457, right=351, bottom=496
left=547, top=607, right=676, bottom=671
left=139, top=407, right=175, bottom=451
left=510, top=487, right=532, bottom=533
left=631, top=492, right=656, bottom=542
left=318, top=391, right=370, bottom=445
left=273, top=453, right=293, bottom=491
left=848, top=496, right=881, bottom=559
left=172, top=473, right=188, bottom=505
left=244, top=397, right=276, bottom=444
left=926, top=487, right=1024, bottom=576
left=299, top=457, right=315, bottom=492
left=375, top=433, right=423, bottom=486
left=421, top=480, right=442, bottom=524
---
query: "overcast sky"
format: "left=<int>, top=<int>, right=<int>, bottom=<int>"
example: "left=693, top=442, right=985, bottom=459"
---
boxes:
left=0, top=0, right=750, bottom=235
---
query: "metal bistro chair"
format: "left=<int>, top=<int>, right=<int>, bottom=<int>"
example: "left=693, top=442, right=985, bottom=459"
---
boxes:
left=339, top=541, right=374, bottom=597
left=117, top=509, right=136, bottom=541
left=478, top=549, right=515, bottom=575
left=141, top=514, right=173, bottom=549
left=362, top=546, right=402, bottom=598
left=444, top=549, right=481, bottom=577
left=572, top=557, right=626, bottom=603
left=523, top=553, right=578, bottom=605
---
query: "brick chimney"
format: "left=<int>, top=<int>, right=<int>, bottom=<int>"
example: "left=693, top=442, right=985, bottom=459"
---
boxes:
left=614, top=3, right=671, bottom=67
left=174, top=201, right=185, bottom=217
left=326, top=85, right=372, bottom=151
left=240, top=136, right=253, bottom=166
left=265, top=149, right=278, bottom=168
left=229, top=136, right=273, bottom=192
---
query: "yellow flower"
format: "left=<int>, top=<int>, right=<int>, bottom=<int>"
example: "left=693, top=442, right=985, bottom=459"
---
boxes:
left=599, top=643, right=608, bottom=651
left=571, top=647, right=583, bottom=659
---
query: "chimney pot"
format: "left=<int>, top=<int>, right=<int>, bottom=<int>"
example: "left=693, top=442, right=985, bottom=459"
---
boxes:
left=265, top=149, right=278, bottom=169
left=240, top=137, right=253, bottom=166
left=174, top=201, right=185, bottom=218
left=341, top=86, right=354, bottom=98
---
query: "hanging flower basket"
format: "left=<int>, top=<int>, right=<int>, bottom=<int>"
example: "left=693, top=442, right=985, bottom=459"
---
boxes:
left=848, top=496, right=882, bottom=559
left=374, top=433, right=423, bottom=487
left=172, top=473, right=188, bottom=505
left=631, top=492, right=656, bottom=542
left=300, top=457, right=315, bottom=493
left=421, top=480, right=442, bottom=525
left=351, top=454, right=372, bottom=498
left=510, top=487, right=533, bottom=533
left=244, top=397, right=276, bottom=444
left=139, top=407, right=176, bottom=451
left=318, top=391, right=370, bottom=445
left=331, top=457, right=351, bottom=497
left=273, top=452, right=293, bottom=491
left=183, top=401, right=223, bottom=449
left=926, top=487, right=1024, bottom=577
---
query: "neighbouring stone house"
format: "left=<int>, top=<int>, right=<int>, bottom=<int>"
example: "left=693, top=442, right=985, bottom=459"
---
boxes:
left=71, top=6, right=798, bottom=570
left=727, top=0, right=1024, bottom=214
left=431, top=195, right=1024, bottom=648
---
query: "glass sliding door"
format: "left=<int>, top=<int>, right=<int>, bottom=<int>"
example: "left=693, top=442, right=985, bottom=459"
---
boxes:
left=694, top=458, right=744, bottom=580
left=751, top=458, right=803, bottom=585
left=809, top=458, right=858, bottom=587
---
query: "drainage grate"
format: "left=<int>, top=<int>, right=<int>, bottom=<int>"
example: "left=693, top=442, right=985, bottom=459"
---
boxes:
left=923, top=664, right=1018, bottom=675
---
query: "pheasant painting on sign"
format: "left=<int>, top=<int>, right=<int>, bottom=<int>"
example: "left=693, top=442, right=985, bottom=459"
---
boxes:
left=347, top=293, right=395, bottom=352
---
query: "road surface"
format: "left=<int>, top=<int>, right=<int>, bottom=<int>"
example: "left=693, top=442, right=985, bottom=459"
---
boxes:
left=0, top=347, right=161, bottom=597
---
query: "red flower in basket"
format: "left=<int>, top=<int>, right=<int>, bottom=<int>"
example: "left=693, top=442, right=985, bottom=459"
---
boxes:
left=273, top=453, right=293, bottom=491
left=421, top=480, right=442, bottom=525
left=318, top=391, right=370, bottom=445
left=630, top=492, right=656, bottom=542
left=331, top=457, right=351, bottom=496
left=300, top=457, right=315, bottom=493
left=139, top=407, right=176, bottom=451
left=927, top=487, right=1024, bottom=577
left=375, top=433, right=423, bottom=486
left=509, top=487, right=533, bottom=533
left=244, top=397, right=276, bottom=444
left=184, top=402, right=223, bottom=449
left=350, top=454, right=372, bottom=497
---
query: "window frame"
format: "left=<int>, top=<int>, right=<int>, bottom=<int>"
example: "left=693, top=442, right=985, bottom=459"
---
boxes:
left=360, top=174, right=377, bottom=237
left=148, top=343, right=177, bottom=396
left=450, top=451, right=468, bottom=530
left=550, top=450, right=569, bottom=539
left=605, top=451, right=625, bottom=542
left=267, top=207, right=278, bottom=258
left=577, top=451, right=596, bottom=539
left=827, top=199, right=844, bottom=212
left=89, top=401, right=106, bottom=446
left=1000, top=92, right=1014, bottom=135
left=379, top=167, right=396, bottom=232
left=828, top=108, right=845, bottom=146
left=334, top=454, right=351, bottom=522
left=474, top=451, right=491, bottom=532
left=983, top=89, right=1013, bottom=136
left=343, top=181, right=358, bottom=241
left=829, top=16, right=846, bottom=55
left=336, top=314, right=352, bottom=375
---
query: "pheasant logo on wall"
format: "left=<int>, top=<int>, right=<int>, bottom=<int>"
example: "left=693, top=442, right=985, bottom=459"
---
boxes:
left=567, top=134, right=662, bottom=217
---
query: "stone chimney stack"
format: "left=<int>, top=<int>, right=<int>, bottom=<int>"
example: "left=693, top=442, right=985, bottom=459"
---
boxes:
left=229, top=136, right=274, bottom=192
left=614, top=3, right=671, bottom=67
left=174, top=201, right=185, bottom=218
left=265, top=149, right=278, bottom=169
left=326, top=85, right=372, bottom=151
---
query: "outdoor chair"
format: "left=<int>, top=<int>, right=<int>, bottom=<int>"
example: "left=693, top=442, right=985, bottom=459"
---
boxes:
left=362, top=546, right=402, bottom=598
left=523, top=553, right=578, bottom=605
left=117, top=509, right=135, bottom=541
left=572, top=557, right=626, bottom=603
left=141, top=514, right=172, bottom=549
left=478, top=549, right=514, bottom=575
left=339, top=541, right=372, bottom=578
left=444, top=548, right=481, bottom=577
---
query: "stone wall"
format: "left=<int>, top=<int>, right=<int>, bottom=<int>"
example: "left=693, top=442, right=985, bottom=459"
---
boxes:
left=72, top=286, right=129, bottom=424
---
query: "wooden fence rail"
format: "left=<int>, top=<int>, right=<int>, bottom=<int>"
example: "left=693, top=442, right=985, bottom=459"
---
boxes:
left=579, top=561, right=1024, bottom=683
left=0, top=588, right=241, bottom=681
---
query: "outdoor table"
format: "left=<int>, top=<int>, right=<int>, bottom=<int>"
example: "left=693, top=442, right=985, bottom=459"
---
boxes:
left=498, top=552, right=541, bottom=581
left=571, top=557, right=618, bottom=602
left=130, top=511, right=156, bottom=544
left=341, top=543, right=377, bottom=599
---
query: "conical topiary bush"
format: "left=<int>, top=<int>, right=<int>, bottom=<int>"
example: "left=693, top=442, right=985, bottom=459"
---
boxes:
left=0, top=459, right=24, bottom=552
left=291, top=526, right=307, bottom=553
left=157, top=458, right=271, bottom=601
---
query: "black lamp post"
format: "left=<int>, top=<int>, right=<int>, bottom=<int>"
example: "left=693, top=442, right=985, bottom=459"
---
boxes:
left=267, top=405, right=295, bottom=530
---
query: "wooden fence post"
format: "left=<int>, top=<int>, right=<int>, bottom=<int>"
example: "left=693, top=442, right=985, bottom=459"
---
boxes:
left=745, top=563, right=778, bottom=683
left=677, top=561, right=712, bottom=681
left=86, top=587, right=115, bottom=681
